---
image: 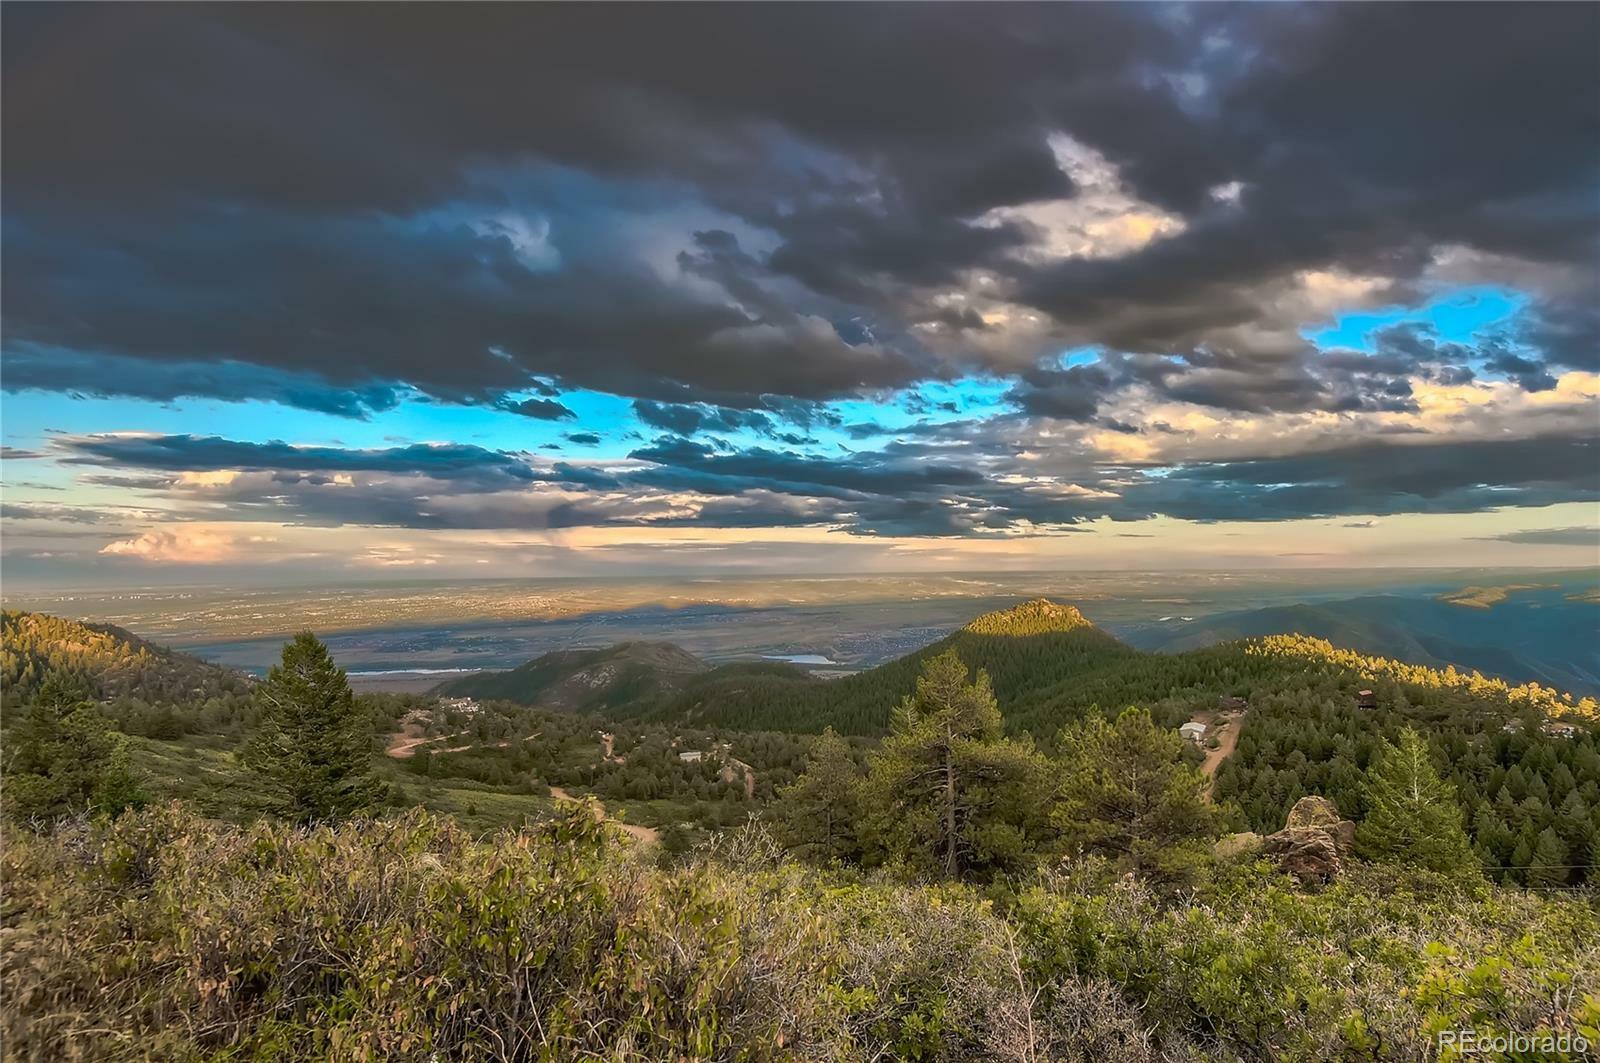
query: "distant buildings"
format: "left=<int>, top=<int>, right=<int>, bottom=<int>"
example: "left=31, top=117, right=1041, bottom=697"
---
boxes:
left=438, top=696, right=480, bottom=715
left=1355, top=689, right=1378, bottom=710
left=1217, top=696, right=1248, bottom=713
left=1180, top=722, right=1208, bottom=743
left=678, top=750, right=704, bottom=763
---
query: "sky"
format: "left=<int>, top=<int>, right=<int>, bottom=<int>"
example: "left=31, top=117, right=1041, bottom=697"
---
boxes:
left=2, top=4, right=1598, bottom=587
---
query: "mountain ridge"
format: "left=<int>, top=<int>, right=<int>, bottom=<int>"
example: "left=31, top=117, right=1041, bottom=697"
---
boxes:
left=1, top=609, right=252, bottom=706
left=430, top=640, right=711, bottom=712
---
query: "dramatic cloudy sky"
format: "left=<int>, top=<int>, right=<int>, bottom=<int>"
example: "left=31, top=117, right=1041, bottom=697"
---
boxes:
left=3, top=4, right=1597, bottom=585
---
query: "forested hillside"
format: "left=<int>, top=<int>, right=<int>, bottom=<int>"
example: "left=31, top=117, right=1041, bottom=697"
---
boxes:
left=641, top=600, right=1141, bottom=733
left=636, top=601, right=1596, bottom=739
left=1, top=610, right=254, bottom=739
left=431, top=641, right=709, bottom=712
left=1124, top=591, right=1600, bottom=696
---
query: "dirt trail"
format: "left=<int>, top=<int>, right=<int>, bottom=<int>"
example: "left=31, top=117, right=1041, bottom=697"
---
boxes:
left=1189, top=710, right=1246, bottom=799
left=548, top=786, right=660, bottom=845
left=386, top=729, right=467, bottom=759
left=386, top=730, right=539, bottom=759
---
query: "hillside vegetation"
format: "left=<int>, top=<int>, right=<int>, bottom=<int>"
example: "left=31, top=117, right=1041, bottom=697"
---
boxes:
left=4, top=602, right=1600, bottom=1059
left=638, top=601, right=1597, bottom=740
left=6, top=804, right=1597, bottom=1061
left=1, top=609, right=252, bottom=707
left=1126, top=591, right=1600, bottom=696
left=432, top=641, right=710, bottom=712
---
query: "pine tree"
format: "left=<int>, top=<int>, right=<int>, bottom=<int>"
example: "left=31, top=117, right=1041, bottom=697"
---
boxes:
left=774, top=728, right=862, bottom=863
left=1054, top=707, right=1220, bottom=879
left=1525, top=827, right=1570, bottom=889
left=1356, top=728, right=1478, bottom=875
left=860, top=650, right=1054, bottom=880
left=3, top=672, right=146, bottom=822
left=243, top=632, right=377, bottom=824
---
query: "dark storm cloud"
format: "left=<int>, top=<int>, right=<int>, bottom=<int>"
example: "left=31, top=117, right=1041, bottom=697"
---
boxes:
left=1472, top=527, right=1600, bottom=547
left=6, top=4, right=1592, bottom=417
left=50, top=424, right=1600, bottom=538
left=632, top=401, right=774, bottom=437
left=1, top=502, right=116, bottom=525
left=1126, top=434, right=1600, bottom=523
left=58, top=435, right=542, bottom=486
left=498, top=397, right=577, bottom=421
left=1008, top=364, right=1113, bottom=422
left=3, top=347, right=407, bottom=418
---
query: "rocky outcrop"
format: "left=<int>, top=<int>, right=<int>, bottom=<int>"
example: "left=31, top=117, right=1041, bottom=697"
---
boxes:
left=1256, top=796, right=1357, bottom=885
left=1214, top=832, right=1264, bottom=860
left=1282, top=795, right=1357, bottom=856
left=1262, top=828, right=1341, bottom=886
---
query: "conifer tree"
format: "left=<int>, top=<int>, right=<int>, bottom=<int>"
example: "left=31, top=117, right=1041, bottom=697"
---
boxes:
left=243, top=632, right=377, bottom=824
left=4, top=672, right=147, bottom=822
left=774, top=727, right=863, bottom=862
left=1525, top=828, right=1570, bottom=889
left=1054, top=706, right=1220, bottom=879
left=861, top=650, right=1054, bottom=880
left=1355, top=728, right=1477, bottom=875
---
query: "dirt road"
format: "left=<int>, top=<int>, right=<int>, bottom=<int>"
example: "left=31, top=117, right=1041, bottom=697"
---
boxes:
left=1188, top=710, right=1246, bottom=799
left=385, top=729, right=467, bottom=759
left=548, top=786, right=661, bottom=845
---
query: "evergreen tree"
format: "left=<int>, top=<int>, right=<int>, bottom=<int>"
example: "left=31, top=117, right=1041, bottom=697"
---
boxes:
left=243, top=632, right=378, bottom=824
left=860, top=650, right=1054, bottom=880
left=3, top=672, right=146, bottom=822
left=774, top=728, right=862, bottom=863
left=1054, top=707, right=1220, bottom=879
left=1355, top=728, right=1477, bottom=875
left=1525, top=828, right=1570, bottom=889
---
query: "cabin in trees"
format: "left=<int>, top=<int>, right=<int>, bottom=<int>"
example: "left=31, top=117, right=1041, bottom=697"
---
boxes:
left=1355, top=689, right=1378, bottom=710
left=1179, top=722, right=1208, bottom=744
left=1217, top=695, right=1248, bottom=713
left=678, top=750, right=705, bottom=763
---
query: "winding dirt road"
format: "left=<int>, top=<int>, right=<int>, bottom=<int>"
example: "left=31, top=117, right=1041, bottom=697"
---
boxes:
left=548, top=786, right=661, bottom=845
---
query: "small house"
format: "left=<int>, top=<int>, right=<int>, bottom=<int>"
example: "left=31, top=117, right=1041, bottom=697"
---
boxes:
left=1355, top=689, right=1377, bottom=710
left=678, top=750, right=704, bottom=763
left=1179, top=722, right=1207, bottom=744
left=1542, top=720, right=1578, bottom=739
left=1217, top=695, right=1248, bottom=713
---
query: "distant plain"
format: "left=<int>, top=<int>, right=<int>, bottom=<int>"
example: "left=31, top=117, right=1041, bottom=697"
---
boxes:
left=8, top=568, right=1595, bottom=693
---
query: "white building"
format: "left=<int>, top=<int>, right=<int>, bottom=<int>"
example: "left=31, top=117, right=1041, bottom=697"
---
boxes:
left=1179, top=722, right=1207, bottom=743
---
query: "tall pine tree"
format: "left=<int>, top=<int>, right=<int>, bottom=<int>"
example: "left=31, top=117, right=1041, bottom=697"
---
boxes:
left=1356, top=728, right=1477, bottom=875
left=774, top=727, right=863, bottom=863
left=1054, top=707, right=1220, bottom=880
left=861, top=650, right=1054, bottom=880
left=243, top=632, right=377, bottom=824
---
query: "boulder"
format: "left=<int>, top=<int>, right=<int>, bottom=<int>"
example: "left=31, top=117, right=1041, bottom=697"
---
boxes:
left=1263, top=827, right=1341, bottom=886
left=1213, top=832, right=1264, bottom=861
left=1327, top=819, right=1357, bottom=855
left=1284, top=795, right=1342, bottom=830
left=1282, top=796, right=1358, bottom=856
